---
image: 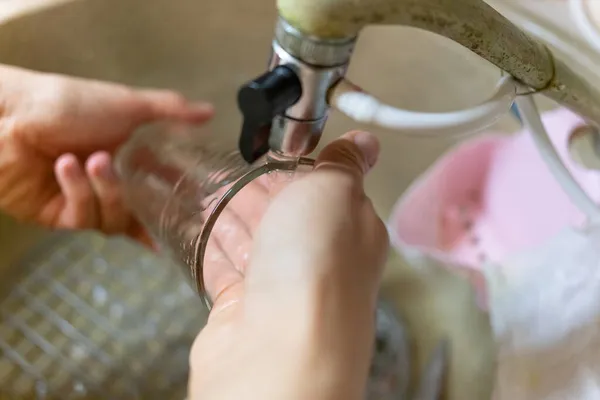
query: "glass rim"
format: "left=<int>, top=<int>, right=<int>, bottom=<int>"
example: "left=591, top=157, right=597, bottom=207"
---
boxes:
left=192, top=156, right=315, bottom=310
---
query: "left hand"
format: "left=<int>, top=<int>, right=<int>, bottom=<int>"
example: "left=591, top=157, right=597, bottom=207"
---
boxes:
left=0, top=65, right=213, bottom=243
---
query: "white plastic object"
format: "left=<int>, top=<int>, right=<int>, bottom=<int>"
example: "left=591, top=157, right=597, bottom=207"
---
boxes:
left=570, top=0, right=600, bottom=54
left=487, top=226, right=600, bottom=400
left=515, top=96, right=600, bottom=223
left=329, top=76, right=517, bottom=137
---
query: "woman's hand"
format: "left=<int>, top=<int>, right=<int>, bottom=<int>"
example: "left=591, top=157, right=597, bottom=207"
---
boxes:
left=190, top=131, right=389, bottom=400
left=0, top=65, right=213, bottom=243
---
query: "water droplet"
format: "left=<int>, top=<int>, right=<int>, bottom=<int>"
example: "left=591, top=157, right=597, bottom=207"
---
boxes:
left=72, top=381, right=87, bottom=395
left=92, top=286, right=108, bottom=307
left=70, top=343, right=88, bottom=361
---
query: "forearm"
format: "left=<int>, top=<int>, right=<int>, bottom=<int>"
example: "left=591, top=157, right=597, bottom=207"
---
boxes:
left=189, top=291, right=376, bottom=400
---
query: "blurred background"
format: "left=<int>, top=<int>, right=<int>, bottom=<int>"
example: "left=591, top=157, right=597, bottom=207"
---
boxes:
left=0, top=0, right=599, bottom=398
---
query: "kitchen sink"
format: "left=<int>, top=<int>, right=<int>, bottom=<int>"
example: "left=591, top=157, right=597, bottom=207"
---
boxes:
left=0, top=0, right=568, bottom=397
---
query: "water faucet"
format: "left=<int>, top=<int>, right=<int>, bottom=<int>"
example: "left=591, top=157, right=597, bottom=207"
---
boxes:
left=236, top=0, right=600, bottom=163
left=237, top=17, right=355, bottom=162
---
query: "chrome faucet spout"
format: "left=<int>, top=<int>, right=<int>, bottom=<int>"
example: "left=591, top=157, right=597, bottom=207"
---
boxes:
left=237, top=0, right=600, bottom=160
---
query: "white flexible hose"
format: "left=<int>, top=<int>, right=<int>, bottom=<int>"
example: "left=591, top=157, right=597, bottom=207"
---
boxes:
left=570, top=0, right=600, bottom=54
left=515, top=96, right=600, bottom=223
left=330, top=76, right=517, bottom=137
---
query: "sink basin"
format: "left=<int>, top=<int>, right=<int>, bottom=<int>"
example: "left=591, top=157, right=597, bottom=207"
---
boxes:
left=0, top=0, right=567, bottom=398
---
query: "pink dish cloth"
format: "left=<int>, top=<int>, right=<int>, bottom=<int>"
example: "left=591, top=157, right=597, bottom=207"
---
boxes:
left=388, top=108, right=600, bottom=303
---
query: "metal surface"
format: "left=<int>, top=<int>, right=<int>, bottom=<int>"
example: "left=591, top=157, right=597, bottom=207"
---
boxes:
left=274, top=17, right=356, bottom=67
left=0, top=232, right=207, bottom=399
left=276, top=0, right=600, bottom=134
left=268, top=19, right=351, bottom=156
left=264, top=0, right=565, bottom=159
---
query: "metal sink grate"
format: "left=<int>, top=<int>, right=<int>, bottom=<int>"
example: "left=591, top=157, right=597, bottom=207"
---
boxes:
left=0, top=232, right=207, bottom=399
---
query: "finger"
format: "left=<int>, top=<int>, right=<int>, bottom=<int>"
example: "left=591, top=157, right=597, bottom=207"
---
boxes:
left=225, top=180, right=271, bottom=233
left=209, top=209, right=254, bottom=272
left=200, top=180, right=270, bottom=312
left=85, top=151, right=130, bottom=234
left=203, top=236, right=245, bottom=315
left=54, top=153, right=98, bottom=229
left=315, top=130, right=380, bottom=177
left=137, top=89, right=215, bottom=123
left=208, top=280, right=245, bottom=322
left=364, top=199, right=391, bottom=271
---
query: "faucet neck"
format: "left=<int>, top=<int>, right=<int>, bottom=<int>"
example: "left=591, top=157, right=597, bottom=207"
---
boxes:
left=275, top=17, right=356, bottom=67
left=235, top=18, right=357, bottom=161
left=262, top=18, right=358, bottom=158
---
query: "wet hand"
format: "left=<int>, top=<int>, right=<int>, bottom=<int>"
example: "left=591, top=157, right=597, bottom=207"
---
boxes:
left=190, top=131, right=389, bottom=400
left=0, top=65, right=213, bottom=243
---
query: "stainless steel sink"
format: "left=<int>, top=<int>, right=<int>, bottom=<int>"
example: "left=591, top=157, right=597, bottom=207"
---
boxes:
left=0, top=0, right=550, bottom=398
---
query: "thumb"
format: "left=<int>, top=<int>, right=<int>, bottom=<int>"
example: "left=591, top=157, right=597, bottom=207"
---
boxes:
left=315, top=131, right=380, bottom=177
left=207, top=280, right=245, bottom=324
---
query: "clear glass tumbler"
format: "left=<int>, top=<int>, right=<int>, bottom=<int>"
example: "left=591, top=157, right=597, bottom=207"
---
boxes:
left=115, top=122, right=313, bottom=308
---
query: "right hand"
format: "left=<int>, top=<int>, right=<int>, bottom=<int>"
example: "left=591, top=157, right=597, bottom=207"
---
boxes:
left=190, top=131, right=389, bottom=400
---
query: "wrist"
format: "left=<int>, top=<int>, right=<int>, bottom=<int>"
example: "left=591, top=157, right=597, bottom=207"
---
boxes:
left=300, top=298, right=375, bottom=400
left=242, top=287, right=376, bottom=400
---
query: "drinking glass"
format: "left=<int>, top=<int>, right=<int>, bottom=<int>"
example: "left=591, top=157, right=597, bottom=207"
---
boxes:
left=115, top=122, right=313, bottom=307
left=115, top=122, right=411, bottom=400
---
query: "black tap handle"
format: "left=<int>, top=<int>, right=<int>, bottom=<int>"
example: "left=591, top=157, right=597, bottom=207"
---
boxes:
left=238, top=121, right=271, bottom=165
left=237, top=65, right=302, bottom=163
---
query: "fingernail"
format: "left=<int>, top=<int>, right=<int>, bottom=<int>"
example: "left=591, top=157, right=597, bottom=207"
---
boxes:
left=187, top=102, right=215, bottom=118
left=352, top=131, right=379, bottom=169
left=189, top=102, right=215, bottom=113
left=62, top=156, right=83, bottom=179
